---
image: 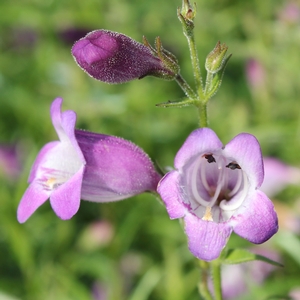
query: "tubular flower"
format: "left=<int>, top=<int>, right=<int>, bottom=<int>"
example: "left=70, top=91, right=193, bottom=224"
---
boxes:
left=157, top=128, right=278, bottom=261
left=17, top=98, right=161, bottom=223
left=71, top=29, right=178, bottom=83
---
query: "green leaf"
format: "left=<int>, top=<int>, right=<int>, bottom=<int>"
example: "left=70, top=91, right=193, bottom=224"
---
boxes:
left=155, top=98, right=196, bottom=108
left=223, top=248, right=283, bottom=267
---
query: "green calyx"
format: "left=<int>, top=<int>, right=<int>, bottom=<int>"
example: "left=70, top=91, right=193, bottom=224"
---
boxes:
left=143, top=36, right=180, bottom=80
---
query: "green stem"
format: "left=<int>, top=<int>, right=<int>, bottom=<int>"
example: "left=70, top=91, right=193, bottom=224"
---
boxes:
left=198, top=260, right=214, bottom=300
left=177, top=12, right=204, bottom=98
left=204, top=71, right=214, bottom=96
left=184, top=32, right=203, bottom=95
left=175, top=74, right=197, bottom=99
left=198, top=102, right=208, bottom=127
left=211, top=260, right=223, bottom=300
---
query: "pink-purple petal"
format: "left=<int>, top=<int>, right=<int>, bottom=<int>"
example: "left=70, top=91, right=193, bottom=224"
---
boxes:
left=61, top=110, right=86, bottom=164
left=184, top=213, right=233, bottom=261
left=174, top=128, right=223, bottom=169
left=17, top=182, right=50, bottom=223
left=157, top=171, right=187, bottom=219
left=50, top=98, right=65, bottom=141
left=50, top=166, right=84, bottom=220
left=223, top=133, right=264, bottom=188
left=231, top=190, right=278, bottom=243
left=28, top=141, right=59, bottom=182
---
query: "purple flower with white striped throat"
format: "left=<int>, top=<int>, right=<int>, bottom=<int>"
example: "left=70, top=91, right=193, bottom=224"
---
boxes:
left=17, top=98, right=161, bottom=223
left=157, top=128, right=278, bottom=261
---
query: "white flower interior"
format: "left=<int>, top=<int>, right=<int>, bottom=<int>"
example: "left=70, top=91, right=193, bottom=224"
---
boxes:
left=36, top=141, right=83, bottom=191
left=184, top=152, right=249, bottom=222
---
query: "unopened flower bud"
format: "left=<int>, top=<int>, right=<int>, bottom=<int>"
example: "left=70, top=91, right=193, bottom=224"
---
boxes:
left=179, top=0, right=196, bottom=21
left=72, top=30, right=178, bottom=84
left=205, top=41, right=229, bottom=74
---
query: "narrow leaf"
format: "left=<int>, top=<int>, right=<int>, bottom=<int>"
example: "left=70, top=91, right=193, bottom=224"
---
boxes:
left=223, top=248, right=283, bottom=267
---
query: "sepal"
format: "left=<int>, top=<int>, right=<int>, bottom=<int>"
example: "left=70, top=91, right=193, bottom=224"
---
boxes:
left=143, top=36, right=180, bottom=80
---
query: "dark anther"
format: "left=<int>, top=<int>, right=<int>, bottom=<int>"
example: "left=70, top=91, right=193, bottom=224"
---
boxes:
left=226, top=162, right=241, bottom=170
left=203, top=154, right=216, bottom=163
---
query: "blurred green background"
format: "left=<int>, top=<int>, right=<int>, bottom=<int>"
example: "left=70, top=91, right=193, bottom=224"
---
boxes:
left=1, top=0, right=300, bottom=299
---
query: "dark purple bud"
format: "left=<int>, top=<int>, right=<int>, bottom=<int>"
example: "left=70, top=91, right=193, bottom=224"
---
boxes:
left=71, top=30, right=178, bottom=84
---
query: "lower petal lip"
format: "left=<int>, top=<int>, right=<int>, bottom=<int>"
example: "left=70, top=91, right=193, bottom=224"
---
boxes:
left=184, top=213, right=233, bottom=261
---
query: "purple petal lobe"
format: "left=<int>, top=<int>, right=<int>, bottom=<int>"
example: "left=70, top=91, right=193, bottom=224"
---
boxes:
left=174, top=128, right=223, bottom=169
left=50, top=166, right=84, bottom=220
left=28, top=141, right=59, bottom=183
left=17, top=182, right=50, bottom=223
left=223, top=133, right=264, bottom=188
left=81, top=33, right=118, bottom=64
left=184, top=213, right=232, bottom=261
left=50, top=98, right=64, bottom=140
left=75, top=130, right=161, bottom=201
left=51, top=98, right=85, bottom=164
left=231, top=190, right=278, bottom=243
left=157, top=171, right=187, bottom=219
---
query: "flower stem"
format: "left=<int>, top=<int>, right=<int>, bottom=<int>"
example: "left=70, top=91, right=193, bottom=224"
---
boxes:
left=211, top=260, right=223, bottom=300
left=198, top=102, right=208, bottom=127
left=186, top=33, right=203, bottom=94
left=175, top=74, right=197, bottom=99
left=198, top=260, right=214, bottom=300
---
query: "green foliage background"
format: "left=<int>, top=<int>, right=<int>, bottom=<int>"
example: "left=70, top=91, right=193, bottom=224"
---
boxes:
left=0, top=0, right=300, bottom=299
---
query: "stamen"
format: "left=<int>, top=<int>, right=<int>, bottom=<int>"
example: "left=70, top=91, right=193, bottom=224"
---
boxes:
left=40, top=169, right=70, bottom=190
left=45, top=177, right=57, bottom=189
left=209, top=159, right=225, bottom=207
left=219, top=171, right=249, bottom=211
left=191, top=157, right=210, bottom=207
left=226, top=162, right=241, bottom=170
left=228, top=169, right=242, bottom=197
left=200, top=157, right=211, bottom=192
left=203, top=153, right=216, bottom=163
left=202, top=206, right=213, bottom=221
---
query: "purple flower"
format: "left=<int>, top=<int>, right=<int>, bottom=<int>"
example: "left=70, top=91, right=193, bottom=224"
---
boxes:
left=0, top=144, right=21, bottom=181
left=17, top=98, right=161, bottom=223
left=245, top=58, right=266, bottom=91
left=157, top=128, right=278, bottom=261
left=261, top=157, right=300, bottom=198
left=71, top=29, right=178, bottom=84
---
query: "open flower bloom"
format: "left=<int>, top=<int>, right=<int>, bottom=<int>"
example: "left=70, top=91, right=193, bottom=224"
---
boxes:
left=157, top=128, right=278, bottom=261
left=17, top=98, right=161, bottom=223
left=71, top=29, right=177, bottom=83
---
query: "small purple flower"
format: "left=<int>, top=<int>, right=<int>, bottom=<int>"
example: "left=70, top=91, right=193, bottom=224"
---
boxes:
left=157, top=128, right=278, bottom=261
left=0, top=144, right=21, bottom=181
left=245, top=58, right=266, bottom=91
left=261, top=157, right=300, bottom=198
left=71, top=29, right=177, bottom=84
left=17, top=98, right=161, bottom=223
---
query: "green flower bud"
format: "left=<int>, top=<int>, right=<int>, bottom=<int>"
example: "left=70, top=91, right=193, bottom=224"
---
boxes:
left=205, top=41, right=229, bottom=74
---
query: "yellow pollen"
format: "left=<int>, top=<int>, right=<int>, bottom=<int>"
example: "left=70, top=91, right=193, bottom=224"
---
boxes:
left=202, top=206, right=213, bottom=221
left=46, top=177, right=57, bottom=188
